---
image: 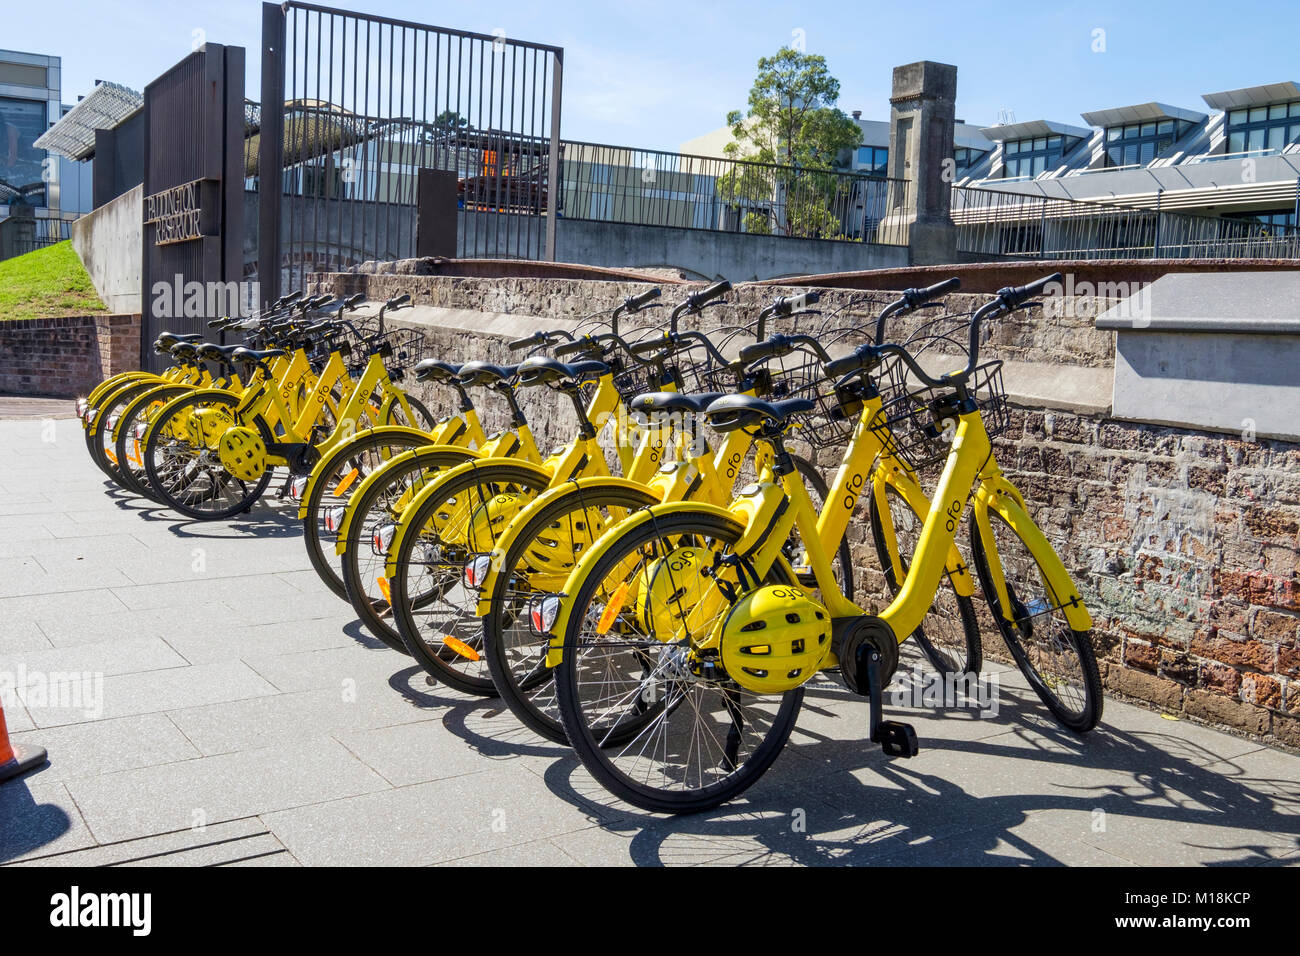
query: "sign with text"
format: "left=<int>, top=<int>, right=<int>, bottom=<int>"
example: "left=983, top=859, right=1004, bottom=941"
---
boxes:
left=142, top=179, right=218, bottom=245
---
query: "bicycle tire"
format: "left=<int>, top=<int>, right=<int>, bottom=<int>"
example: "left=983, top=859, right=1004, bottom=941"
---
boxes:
left=968, top=511, right=1102, bottom=733
left=390, top=461, right=552, bottom=695
left=554, top=509, right=803, bottom=814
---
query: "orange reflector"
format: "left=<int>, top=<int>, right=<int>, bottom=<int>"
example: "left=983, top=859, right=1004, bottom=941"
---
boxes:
left=105, top=449, right=118, bottom=465
left=334, top=467, right=360, bottom=497
left=376, top=576, right=391, bottom=604
left=596, top=581, right=630, bottom=635
left=442, top=636, right=481, bottom=662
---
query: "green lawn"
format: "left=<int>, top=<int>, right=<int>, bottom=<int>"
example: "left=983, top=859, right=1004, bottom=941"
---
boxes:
left=0, top=241, right=106, bottom=322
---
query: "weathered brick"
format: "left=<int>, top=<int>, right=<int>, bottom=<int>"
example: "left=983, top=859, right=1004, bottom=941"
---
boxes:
left=1184, top=688, right=1271, bottom=735
left=1191, top=632, right=1275, bottom=672
left=1106, top=665, right=1184, bottom=711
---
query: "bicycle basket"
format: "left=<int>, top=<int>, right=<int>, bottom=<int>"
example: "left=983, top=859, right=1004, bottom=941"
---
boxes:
left=868, top=357, right=1009, bottom=470
left=374, top=327, right=425, bottom=373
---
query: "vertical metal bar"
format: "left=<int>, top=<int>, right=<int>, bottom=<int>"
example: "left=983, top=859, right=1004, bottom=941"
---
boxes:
left=258, top=2, right=286, bottom=305
left=545, top=51, right=562, bottom=261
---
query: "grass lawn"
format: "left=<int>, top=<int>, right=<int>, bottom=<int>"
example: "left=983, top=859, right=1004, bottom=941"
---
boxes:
left=0, top=241, right=106, bottom=322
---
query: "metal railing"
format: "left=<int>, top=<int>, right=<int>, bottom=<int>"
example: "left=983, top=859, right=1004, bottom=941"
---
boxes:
left=952, top=185, right=1300, bottom=259
left=557, top=141, right=911, bottom=245
left=559, top=143, right=915, bottom=247
left=0, top=213, right=77, bottom=261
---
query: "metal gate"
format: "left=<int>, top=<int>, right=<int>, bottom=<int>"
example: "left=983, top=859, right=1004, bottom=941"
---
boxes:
left=139, top=45, right=246, bottom=370
left=257, top=1, right=563, bottom=303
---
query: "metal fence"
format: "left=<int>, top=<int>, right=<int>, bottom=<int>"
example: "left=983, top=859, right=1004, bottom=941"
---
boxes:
left=0, top=212, right=78, bottom=261
left=257, top=1, right=563, bottom=302
left=953, top=185, right=1300, bottom=259
left=559, top=141, right=910, bottom=245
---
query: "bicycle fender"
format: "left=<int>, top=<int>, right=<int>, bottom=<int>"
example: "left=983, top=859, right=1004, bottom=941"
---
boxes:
left=383, top=458, right=553, bottom=581
left=474, top=477, right=658, bottom=617
left=122, top=386, right=237, bottom=446
left=331, top=444, right=480, bottom=552
left=545, top=502, right=742, bottom=667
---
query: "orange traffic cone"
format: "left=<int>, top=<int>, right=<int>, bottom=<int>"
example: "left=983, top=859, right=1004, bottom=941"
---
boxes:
left=0, top=700, right=46, bottom=784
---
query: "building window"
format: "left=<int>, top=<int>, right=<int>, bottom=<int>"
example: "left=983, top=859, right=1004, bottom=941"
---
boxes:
left=0, top=95, right=49, bottom=207
left=954, top=147, right=988, bottom=172
left=1104, top=119, right=1192, bottom=167
left=1226, top=101, right=1300, bottom=154
left=1002, top=135, right=1077, bottom=178
left=1221, top=208, right=1297, bottom=232
left=856, top=145, right=888, bottom=176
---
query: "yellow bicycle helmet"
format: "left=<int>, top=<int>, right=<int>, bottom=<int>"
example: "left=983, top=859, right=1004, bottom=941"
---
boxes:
left=635, top=545, right=712, bottom=641
left=719, top=584, right=830, bottom=694
left=217, top=426, right=268, bottom=481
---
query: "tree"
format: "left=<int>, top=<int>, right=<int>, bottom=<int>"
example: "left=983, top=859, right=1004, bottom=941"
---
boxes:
left=724, top=47, right=861, bottom=171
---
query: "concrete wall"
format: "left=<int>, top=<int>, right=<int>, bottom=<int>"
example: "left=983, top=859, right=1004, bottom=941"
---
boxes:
left=71, top=185, right=142, bottom=314
left=306, top=269, right=1300, bottom=750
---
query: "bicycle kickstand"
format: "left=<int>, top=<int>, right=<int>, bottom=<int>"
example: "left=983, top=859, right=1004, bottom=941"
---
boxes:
left=858, top=642, right=920, bottom=758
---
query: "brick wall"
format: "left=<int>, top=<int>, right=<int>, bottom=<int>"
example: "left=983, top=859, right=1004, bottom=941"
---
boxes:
left=0, top=313, right=141, bottom=398
left=310, top=270, right=1299, bottom=749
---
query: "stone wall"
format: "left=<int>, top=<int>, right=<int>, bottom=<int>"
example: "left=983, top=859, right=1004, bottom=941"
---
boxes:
left=308, top=270, right=1300, bottom=750
left=0, top=313, right=141, bottom=398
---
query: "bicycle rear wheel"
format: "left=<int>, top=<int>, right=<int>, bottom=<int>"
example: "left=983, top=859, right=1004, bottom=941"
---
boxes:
left=968, top=511, right=1102, bottom=733
left=389, top=462, right=551, bottom=695
left=554, top=509, right=803, bottom=814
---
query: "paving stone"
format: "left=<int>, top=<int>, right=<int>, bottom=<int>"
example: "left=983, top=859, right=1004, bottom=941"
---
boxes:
left=31, top=660, right=279, bottom=729
left=168, top=684, right=435, bottom=756
left=8, top=713, right=201, bottom=783
left=62, top=736, right=390, bottom=843
left=261, top=765, right=614, bottom=866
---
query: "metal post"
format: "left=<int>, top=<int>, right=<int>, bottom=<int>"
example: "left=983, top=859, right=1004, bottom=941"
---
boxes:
left=258, top=2, right=287, bottom=306
left=544, top=50, right=563, bottom=261
left=1153, top=187, right=1163, bottom=257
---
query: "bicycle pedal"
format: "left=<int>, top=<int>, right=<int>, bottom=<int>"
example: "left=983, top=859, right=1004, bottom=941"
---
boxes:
left=874, top=720, right=919, bottom=758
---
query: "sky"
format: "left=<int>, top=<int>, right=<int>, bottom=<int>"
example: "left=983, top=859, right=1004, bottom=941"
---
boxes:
left=8, top=0, right=1300, bottom=151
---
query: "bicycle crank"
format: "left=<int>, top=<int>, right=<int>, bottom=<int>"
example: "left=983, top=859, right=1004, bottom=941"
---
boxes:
left=836, top=615, right=919, bottom=759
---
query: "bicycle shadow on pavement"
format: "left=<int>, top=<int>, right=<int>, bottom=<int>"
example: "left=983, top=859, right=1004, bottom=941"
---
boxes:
left=538, top=683, right=1300, bottom=866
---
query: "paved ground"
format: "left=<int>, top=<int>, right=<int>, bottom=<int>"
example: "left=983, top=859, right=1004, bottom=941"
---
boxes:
left=1, top=414, right=1298, bottom=867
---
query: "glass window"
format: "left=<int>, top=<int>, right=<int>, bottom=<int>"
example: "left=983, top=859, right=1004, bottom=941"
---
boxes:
left=1107, top=127, right=1122, bottom=141
left=1140, top=122, right=1156, bottom=136
left=1140, top=141, right=1156, bottom=163
left=0, top=96, right=48, bottom=208
left=1226, top=99, right=1300, bottom=154
left=1157, top=120, right=1173, bottom=134
left=1047, top=135, right=1062, bottom=148
left=1033, top=137, right=1046, bottom=150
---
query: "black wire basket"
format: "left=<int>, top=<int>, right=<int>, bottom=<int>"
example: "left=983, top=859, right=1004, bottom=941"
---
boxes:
left=374, top=327, right=425, bottom=372
left=868, top=345, right=1010, bottom=471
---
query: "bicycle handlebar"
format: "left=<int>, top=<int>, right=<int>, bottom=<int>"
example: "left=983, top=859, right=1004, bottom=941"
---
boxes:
left=669, top=279, right=731, bottom=333
left=873, top=277, right=961, bottom=344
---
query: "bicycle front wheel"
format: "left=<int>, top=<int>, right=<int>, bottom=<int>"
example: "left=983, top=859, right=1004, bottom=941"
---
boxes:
left=554, top=509, right=803, bottom=814
left=968, top=510, right=1102, bottom=733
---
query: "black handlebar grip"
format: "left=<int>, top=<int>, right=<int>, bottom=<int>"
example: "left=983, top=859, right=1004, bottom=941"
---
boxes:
left=507, top=333, right=540, bottom=350
left=343, top=292, right=365, bottom=309
left=630, top=337, right=666, bottom=355
left=919, top=277, right=961, bottom=300
left=552, top=339, right=589, bottom=357
left=624, top=287, right=662, bottom=312
left=687, top=279, right=731, bottom=310
left=207, top=319, right=226, bottom=329
left=386, top=293, right=412, bottom=309
left=1000, top=272, right=1063, bottom=309
left=824, top=349, right=867, bottom=379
